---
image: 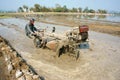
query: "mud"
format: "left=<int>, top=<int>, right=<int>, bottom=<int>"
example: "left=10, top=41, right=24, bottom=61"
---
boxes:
left=0, top=18, right=120, bottom=80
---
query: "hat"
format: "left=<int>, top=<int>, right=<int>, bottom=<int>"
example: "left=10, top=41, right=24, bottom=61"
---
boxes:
left=30, top=18, right=35, bottom=22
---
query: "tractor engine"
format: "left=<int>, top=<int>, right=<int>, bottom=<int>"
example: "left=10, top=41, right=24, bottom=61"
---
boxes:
left=66, top=25, right=89, bottom=42
left=79, top=25, right=89, bottom=41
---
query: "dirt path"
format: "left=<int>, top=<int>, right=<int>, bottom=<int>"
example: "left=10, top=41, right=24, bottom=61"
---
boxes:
left=0, top=18, right=120, bottom=80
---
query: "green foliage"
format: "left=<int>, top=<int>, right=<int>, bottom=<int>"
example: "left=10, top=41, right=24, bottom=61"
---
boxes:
left=70, top=8, right=78, bottom=12
left=62, top=5, right=68, bottom=12
left=89, top=9, right=95, bottom=13
left=54, top=4, right=64, bottom=12
left=41, top=6, right=50, bottom=12
left=54, top=6, right=63, bottom=12
left=53, top=4, right=69, bottom=12
left=83, top=7, right=89, bottom=13
left=78, top=7, right=82, bottom=12
left=23, top=5, right=29, bottom=12
left=34, top=4, right=42, bottom=12
left=18, top=7, right=24, bottom=12
left=98, top=9, right=107, bottom=14
left=17, top=4, right=107, bottom=14
left=18, top=5, right=29, bottom=12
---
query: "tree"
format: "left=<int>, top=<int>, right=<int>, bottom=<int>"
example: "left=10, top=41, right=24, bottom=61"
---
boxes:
left=102, top=10, right=107, bottom=14
left=78, top=7, right=82, bottom=13
left=18, top=4, right=108, bottom=13
left=83, top=7, right=89, bottom=13
left=71, top=8, right=77, bottom=12
left=18, top=7, right=24, bottom=12
left=63, top=5, right=68, bottom=12
left=89, top=9, right=95, bottom=13
left=55, top=4, right=61, bottom=8
left=34, top=4, right=41, bottom=12
left=30, top=7, right=34, bottom=12
left=23, top=5, right=29, bottom=12
left=54, top=4, right=63, bottom=12
left=98, top=9, right=107, bottom=14
left=41, top=6, right=51, bottom=12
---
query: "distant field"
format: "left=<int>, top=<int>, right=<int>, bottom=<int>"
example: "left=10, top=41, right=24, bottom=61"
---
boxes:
left=0, top=12, right=113, bottom=19
left=0, top=12, right=112, bottom=16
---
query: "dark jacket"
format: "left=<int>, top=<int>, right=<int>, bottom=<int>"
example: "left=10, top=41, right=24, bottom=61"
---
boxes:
left=25, top=23, right=37, bottom=36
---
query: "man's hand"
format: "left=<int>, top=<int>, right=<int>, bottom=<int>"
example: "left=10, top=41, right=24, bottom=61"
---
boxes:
left=31, top=32, right=36, bottom=36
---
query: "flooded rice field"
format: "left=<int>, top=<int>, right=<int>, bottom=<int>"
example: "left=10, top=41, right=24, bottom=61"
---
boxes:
left=35, top=14, right=120, bottom=26
left=0, top=18, right=120, bottom=80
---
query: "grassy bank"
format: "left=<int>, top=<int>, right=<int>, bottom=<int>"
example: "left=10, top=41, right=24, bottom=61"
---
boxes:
left=0, top=13, right=11, bottom=18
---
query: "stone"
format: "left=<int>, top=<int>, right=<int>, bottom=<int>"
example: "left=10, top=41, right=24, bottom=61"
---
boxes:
left=18, top=76, right=26, bottom=80
left=16, top=70, right=23, bottom=78
left=33, top=75, right=39, bottom=79
left=4, top=55, right=11, bottom=62
left=12, top=51, right=18, bottom=57
left=25, top=74, right=33, bottom=80
left=6, top=46, right=11, bottom=50
left=1, top=47, right=5, bottom=51
left=8, top=63, right=13, bottom=73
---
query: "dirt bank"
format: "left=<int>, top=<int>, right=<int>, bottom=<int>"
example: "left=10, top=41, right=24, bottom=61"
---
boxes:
left=0, top=36, right=43, bottom=80
left=0, top=50, right=8, bottom=80
left=0, top=18, right=120, bottom=80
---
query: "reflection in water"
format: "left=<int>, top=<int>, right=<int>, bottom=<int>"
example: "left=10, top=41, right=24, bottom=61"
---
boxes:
left=97, top=15, right=106, bottom=19
left=82, top=15, right=89, bottom=19
left=31, top=14, right=120, bottom=23
left=88, top=15, right=96, bottom=19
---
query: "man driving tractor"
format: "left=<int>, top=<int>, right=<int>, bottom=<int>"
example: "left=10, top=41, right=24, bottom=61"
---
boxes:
left=25, top=18, right=38, bottom=38
left=25, top=18, right=45, bottom=48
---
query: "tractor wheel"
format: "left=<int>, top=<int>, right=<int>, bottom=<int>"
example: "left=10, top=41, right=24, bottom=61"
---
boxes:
left=56, top=46, right=65, bottom=57
left=42, top=41, right=47, bottom=49
left=33, top=38, right=42, bottom=48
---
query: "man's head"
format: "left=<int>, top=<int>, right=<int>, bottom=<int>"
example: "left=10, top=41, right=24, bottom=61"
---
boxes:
left=30, top=18, right=35, bottom=25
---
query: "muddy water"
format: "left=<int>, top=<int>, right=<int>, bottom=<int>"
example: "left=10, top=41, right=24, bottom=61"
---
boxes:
left=0, top=18, right=120, bottom=80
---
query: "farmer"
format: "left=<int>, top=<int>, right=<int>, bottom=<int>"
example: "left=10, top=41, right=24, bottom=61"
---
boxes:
left=25, top=18, right=38, bottom=38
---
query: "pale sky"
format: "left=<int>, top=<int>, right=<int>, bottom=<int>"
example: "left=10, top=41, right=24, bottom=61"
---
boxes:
left=0, top=0, right=120, bottom=12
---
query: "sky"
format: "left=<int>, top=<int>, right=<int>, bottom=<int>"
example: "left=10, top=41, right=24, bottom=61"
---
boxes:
left=0, top=0, right=120, bottom=12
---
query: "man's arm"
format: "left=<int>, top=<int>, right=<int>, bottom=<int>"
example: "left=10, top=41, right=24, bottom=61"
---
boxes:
left=33, top=26, right=37, bottom=32
left=26, top=24, right=34, bottom=34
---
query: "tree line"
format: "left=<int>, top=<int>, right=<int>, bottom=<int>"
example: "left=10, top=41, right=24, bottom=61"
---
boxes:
left=18, top=4, right=107, bottom=14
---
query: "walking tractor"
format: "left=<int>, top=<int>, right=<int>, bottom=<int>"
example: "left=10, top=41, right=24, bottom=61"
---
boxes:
left=33, top=25, right=89, bottom=60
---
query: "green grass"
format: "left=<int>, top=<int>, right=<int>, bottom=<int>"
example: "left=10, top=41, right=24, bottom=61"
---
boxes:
left=0, top=13, right=12, bottom=18
left=0, top=15, right=11, bottom=18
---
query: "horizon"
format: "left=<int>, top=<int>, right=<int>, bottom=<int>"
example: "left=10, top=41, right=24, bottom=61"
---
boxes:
left=0, top=0, right=120, bottom=12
